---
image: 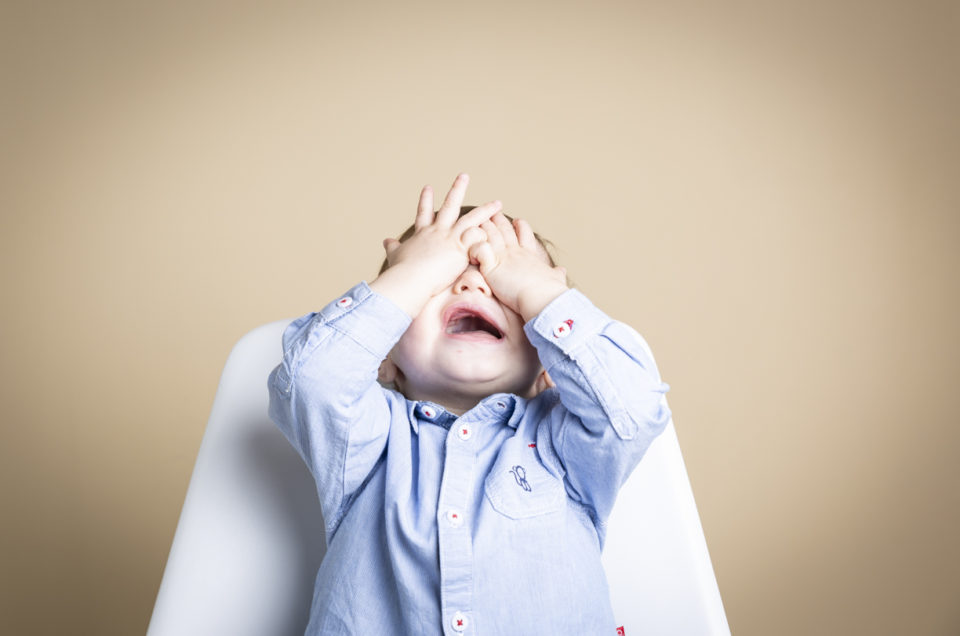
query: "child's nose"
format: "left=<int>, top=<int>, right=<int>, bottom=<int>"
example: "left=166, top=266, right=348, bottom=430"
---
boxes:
left=452, top=266, right=491, bottom=296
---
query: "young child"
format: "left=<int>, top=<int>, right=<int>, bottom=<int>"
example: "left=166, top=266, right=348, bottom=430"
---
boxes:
left=268, top=174, right=671, bottom=635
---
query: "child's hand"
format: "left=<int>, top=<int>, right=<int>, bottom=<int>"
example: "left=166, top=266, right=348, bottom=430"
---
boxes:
left=469, top=212, right=569, bottom=322
left=371, top=174, right=500, bottom=317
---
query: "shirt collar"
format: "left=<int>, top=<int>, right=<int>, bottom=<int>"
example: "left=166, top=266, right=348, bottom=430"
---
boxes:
left=408, top=394, right=526, bottom=432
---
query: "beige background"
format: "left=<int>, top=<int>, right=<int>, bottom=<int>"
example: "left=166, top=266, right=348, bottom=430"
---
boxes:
left=2, top=0, right=958, bottom=634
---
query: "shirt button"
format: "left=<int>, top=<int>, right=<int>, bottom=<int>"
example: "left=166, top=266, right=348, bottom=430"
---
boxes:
left=336, top=296, right=353, bottom=308
left=420, top=405, right=436, bottom=419
left=446, top=509, right=463, bottom=528
left=552, top=319, right=574, bottom=338
left=457, top=424, right=473, bottom=441
left=452, top=611, right=468, bottom=632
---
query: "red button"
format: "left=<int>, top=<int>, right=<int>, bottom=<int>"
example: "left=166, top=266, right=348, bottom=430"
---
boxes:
left=553, top=319, right=574, bottom=338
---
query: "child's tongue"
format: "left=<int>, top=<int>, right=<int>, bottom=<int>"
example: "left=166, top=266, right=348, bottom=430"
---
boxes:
left=446, top=315, right=501, bottom=338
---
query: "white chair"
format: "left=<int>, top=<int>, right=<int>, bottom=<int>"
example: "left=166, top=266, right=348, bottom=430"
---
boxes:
left=148, top=320, right=730, bottom=636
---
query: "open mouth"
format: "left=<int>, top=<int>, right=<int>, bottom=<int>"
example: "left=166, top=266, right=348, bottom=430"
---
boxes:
left=444, top=306, right=503, bottom=340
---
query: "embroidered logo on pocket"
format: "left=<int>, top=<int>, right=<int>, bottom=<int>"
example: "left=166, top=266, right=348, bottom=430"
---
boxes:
left=509, top=465, right=532, bottom=492
left=485, top=448, right=564, bottom=519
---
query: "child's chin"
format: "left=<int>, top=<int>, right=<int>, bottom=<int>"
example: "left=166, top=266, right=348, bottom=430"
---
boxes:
left=439, top=365, right=508, bottom=387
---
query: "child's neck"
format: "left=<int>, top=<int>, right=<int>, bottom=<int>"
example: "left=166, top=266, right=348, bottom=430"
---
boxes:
left=394, top=374, right=540, bottom=416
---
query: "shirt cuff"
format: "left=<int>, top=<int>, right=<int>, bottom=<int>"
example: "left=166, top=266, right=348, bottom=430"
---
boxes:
left=523, top=288, right=609, bottom=370
left=313, top=281, right=412, bottom=360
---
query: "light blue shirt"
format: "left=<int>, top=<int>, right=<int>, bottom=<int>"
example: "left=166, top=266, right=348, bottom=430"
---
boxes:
left=268, top=282, right=671, bottom=635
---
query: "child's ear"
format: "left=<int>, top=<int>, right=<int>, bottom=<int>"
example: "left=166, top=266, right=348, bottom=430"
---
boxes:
left=378, top=358, right=399, bottom=385
left=531, top=369, right=555, bottom=396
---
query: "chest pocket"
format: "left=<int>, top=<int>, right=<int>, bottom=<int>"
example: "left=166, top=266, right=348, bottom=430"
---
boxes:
left=484, top=441, right=565, bottom=520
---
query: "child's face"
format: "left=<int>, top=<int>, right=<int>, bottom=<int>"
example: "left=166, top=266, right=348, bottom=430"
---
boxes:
left=384, top=264, right=544, bottom=413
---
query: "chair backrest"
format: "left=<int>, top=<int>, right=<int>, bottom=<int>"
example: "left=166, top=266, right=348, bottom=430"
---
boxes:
left=148, top=320, right=730, bottom=636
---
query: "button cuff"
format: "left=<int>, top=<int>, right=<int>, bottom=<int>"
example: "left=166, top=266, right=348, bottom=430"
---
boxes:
left=552, top=319, right=574, bottom=338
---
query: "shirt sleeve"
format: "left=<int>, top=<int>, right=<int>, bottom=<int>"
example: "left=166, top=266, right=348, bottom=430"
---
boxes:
left=267, top=282, right=411, bottom=535
left=523, top=288, right=672, bottom=530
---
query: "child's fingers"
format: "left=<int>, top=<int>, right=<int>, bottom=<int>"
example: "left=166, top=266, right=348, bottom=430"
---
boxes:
left=491, top=212, right=519, bottom=246
left=460, top=226, right=487, bottom=251
left=436, top=173, right=470, bottom=226
left=453, top=199, right=501, bottom=234
left=414, top=185, right=434, bottom=230
left=468, top=241, right=497, bottom=273
left=480, top=220, right=506, bottom=251
left=514, top=218, right=537, bottom=251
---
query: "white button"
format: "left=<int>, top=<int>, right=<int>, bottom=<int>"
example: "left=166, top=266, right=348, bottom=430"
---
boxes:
left=457, top=424, right=472, bottom=441
left=446, top=509, right=463, bottom=527
left=452, top=611, right=468, bottom=632
left=552, top=319, right=574, bottom=338
left=336, top=297, right=353, bottom=308
left=421, top=406, right=435, bottom=418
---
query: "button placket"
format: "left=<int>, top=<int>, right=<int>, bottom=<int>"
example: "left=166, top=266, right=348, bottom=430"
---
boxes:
left=446, top=508, right=464, bottom=528
left=437, top=419, right=476, bottom=635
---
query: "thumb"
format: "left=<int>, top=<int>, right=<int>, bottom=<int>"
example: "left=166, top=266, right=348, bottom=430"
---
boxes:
left=468, top=241, right=497, bottom=274
left=382, top=237, right=401, bottom=257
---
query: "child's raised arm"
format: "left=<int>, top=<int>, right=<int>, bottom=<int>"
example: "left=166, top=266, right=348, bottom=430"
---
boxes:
left=470, top=213, right=671, bottom=529
left=267, top=285, right=410, bottom=537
